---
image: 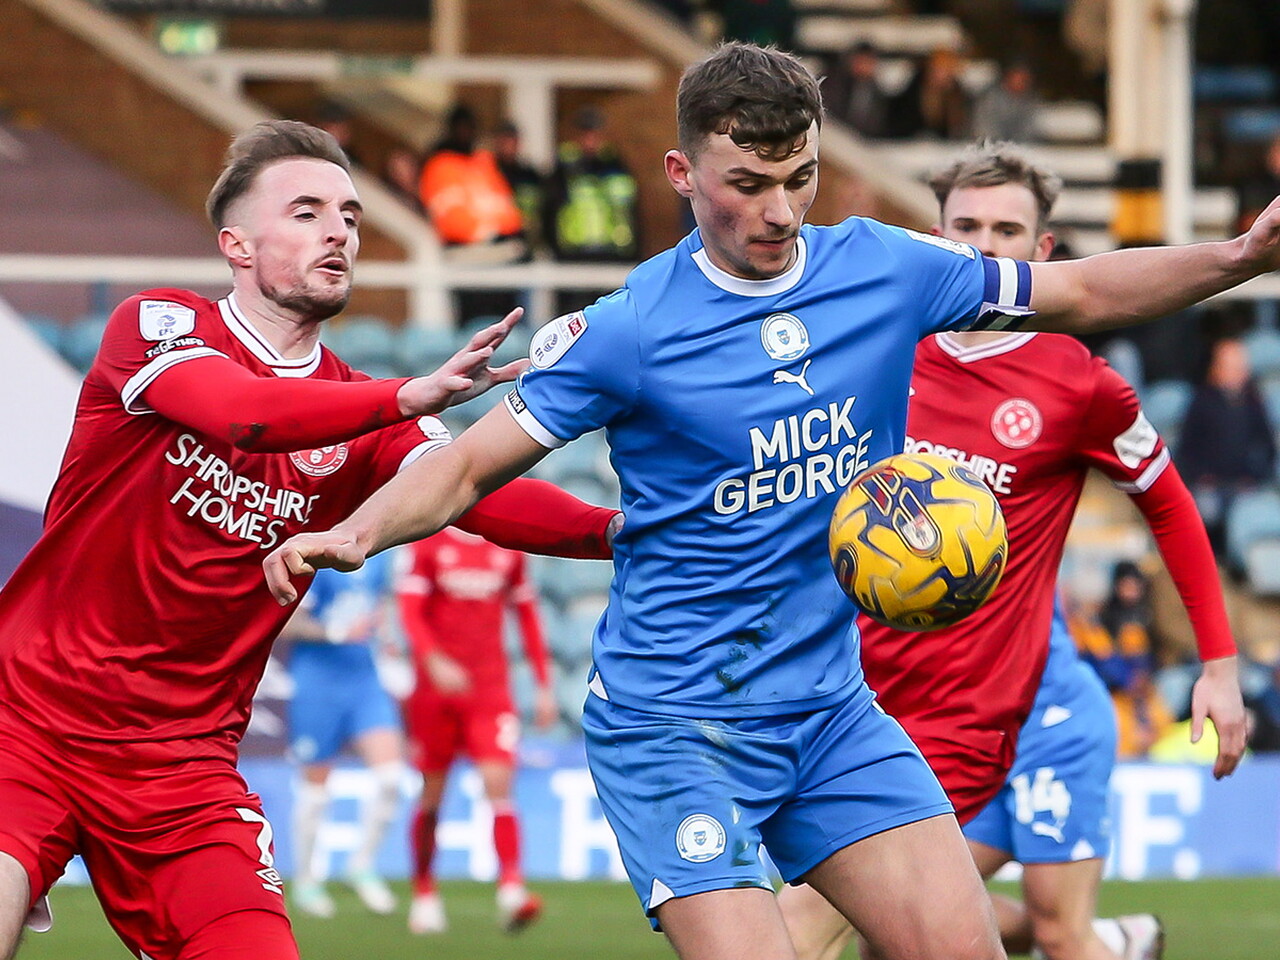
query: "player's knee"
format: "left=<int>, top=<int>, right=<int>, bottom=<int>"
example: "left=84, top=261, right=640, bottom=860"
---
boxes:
left=179, top=909, right=298, bottom=960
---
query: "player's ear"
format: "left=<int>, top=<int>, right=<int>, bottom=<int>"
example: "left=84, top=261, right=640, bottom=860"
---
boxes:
left=665, top=149, right=695, bottom=199
left=930, top=224, right=944, bottom=237
left=218, top=226, right=253, bottom=268
left=1035, top=231, right=1056, bottom=261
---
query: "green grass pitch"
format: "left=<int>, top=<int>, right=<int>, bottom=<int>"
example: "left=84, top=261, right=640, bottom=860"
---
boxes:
left=19, top=878, right=1280, bottom=959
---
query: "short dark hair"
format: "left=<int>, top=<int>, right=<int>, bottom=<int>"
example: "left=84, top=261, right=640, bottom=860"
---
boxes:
left=677, top=42, right=823, bottom=161
left=928, top=140, right=1062, bottom=231
left=206, top=120, right=351, bottom=228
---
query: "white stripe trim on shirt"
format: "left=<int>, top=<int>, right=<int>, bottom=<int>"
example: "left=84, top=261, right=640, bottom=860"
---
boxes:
left=219, top=296, right=323, bottom=377
left=690, top=236, right=808, bottom=297
left=397, top=438, right=450, bottom=474
left=1113, top=446, right=1172, bottom=494
left=934, top=331, right=1038, bottom=363
left=503, top=391, right=567, bottom=449
left=121, top=346, right=226, bottom=414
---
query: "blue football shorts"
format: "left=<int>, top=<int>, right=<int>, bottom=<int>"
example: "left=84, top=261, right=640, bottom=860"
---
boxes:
left=287, top=642, right=400, bottom=764
left=582, top=680, right=953, bottom=925
left=964, top=662, right=1117, bottom=864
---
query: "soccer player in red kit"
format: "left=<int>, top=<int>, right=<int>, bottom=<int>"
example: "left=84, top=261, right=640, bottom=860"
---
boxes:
left=0, top=120, right=617, bottom=960
left=779, top=143, right=1247, bottom=960
left=396, top=529, right=561, bottom=934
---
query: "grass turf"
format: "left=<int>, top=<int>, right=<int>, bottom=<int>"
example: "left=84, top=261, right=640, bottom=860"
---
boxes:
left=19, top=878, right=1280, bottom=959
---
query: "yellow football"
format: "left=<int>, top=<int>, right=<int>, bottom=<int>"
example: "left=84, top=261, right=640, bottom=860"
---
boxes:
left=828, top=452, right=1008, bottom=630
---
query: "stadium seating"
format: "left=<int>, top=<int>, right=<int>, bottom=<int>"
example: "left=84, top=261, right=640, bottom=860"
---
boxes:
left=61, top=315, right=109, bottom=373
left=1139, top=380, right=1194, bottom=441
left=1226, top=486, right=1280, bottom=574
left=321, top=315, right=399, bottom=376
left=1245, top=327, right=1280, bottom=378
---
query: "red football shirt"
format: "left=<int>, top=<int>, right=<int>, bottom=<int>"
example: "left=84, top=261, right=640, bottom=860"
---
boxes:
left=397, top=528, right=549, bottom=705
left=0, top=290, right=448, bottom=758
left=861, top=332, right=1169, bottom=761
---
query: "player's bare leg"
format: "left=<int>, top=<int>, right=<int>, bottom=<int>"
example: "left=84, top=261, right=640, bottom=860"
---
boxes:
left=344, top=726, right=403, bottom=914
left=408, top=770, right=449, bottom=934
left=778, top=881, right=854, bottom=960
left=1021, top=860, right=1124, bottom=960
left=658, top=887, right=799, bottom=960
left=804, top=815, right=1005, bottom=960
left=0, top=852, right=31, bottom=960
left=476, top=760, right=540, bottom=932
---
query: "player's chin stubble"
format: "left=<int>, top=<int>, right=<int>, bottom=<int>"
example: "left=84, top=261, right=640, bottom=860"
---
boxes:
left=264, top=279, right=351, bottom=321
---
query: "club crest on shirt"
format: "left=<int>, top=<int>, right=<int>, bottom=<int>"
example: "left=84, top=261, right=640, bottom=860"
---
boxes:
left=138, top=300, right=197, bottom=341
left=760, top=313, right=810, bottom=362
left=675, top=813, right=726, bottom=863
left=530, top=311, right=587, bottom=369
left=991, top=398, right=1043, bottom=449
left=289, top=444, right=350, bottom=477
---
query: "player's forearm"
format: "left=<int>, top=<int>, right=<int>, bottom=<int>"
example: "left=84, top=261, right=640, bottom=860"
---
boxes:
left=1132, top=465, right=1237, bottom=661
left=341, top=443, right=487, bottom=558
left=1029, top=236, right=1253, bottom=334
left=147, top=358, right=409, bottom=452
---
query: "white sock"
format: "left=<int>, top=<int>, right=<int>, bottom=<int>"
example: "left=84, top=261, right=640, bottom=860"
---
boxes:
left=294, top=780, right=330, bottom=885
left=1092, top=917, right=1127, bottom=956
left=349, top=761, right=403, bottom=874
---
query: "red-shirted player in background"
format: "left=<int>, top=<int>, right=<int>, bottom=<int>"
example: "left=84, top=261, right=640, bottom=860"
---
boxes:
left=397, top=528, right=560, bottom=935
left=779, top=142, right=1247, bottom=960
left=0, top=120, right=618, bottom=960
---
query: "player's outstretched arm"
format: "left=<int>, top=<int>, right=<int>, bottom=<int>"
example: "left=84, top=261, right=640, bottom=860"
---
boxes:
left=1025, top=194, right=1280, bottom=334
left=1130, top=465, right=1248, bottom=778
left=142, top=308, right=526, bottom=453
left=264, top=403, right=548, bottom=604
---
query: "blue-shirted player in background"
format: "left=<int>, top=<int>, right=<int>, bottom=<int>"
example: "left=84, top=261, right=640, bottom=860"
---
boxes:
left=279, top=551, right=405, bottom=920
left=266, top=43, right=1280, bottom=960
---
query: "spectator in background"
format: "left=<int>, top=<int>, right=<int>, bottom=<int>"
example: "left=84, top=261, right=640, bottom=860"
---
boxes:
left=712, top=0, right=797, bottom=49
left=546, top=106, right=639, bottom=263
left=278, top=556, right=405, bottom=920
left=397, top=530, right=558, bottom=935
left=1176, top=337, right=1277, bottom=557
left=381, top=147, right=426, bottom=214
left=316, top=102, right=362, bottom=167
left=494, top=121, right=547, bottom=253
left=419, top=105, right=524, bottom=247
left=1236, top=132, right=1280, bottom=234
left=1247, top=659, right=1280, bottom=752
left=972, top=60, right=1041, bottom=143
left=900, top=47, right=972, bottom=139
left=823, top=41, right=892, bottom=139
left=1073, top=562, right=1175, bottom=758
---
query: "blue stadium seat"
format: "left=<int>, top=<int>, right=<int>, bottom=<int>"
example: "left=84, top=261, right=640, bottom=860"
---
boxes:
left=1225, top=486, right=1280, bottom=572
left=61, top=315, right=108, bottom=373
left=23, top=314, right=65, bottom=354
left=1244, top=539, right=1280, bottom=595
left=1245, top=327, right=1280, bottom=377
left=1258, top=376, right=1280, bottom=428
left=1223, top=106, right=1280, bottom=142
left=1139, top=380, right=1193, bottom=439
left=321, top=315, right=398, bottom=372
left=397, top=324, right=460, bottom=376
left=1195, top=66, right=1276, bottom=104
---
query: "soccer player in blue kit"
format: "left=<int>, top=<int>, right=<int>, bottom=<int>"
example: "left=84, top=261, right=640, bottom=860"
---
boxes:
left=265, top=43, right=1280, bottom=960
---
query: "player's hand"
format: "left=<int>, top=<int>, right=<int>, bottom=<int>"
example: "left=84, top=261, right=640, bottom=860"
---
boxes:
left=605, top=512, right=625, bottom=550
left=1191, top=655, right=1248, bottom=779
left=263, top=530, right=367, bottom=606
left=426, top=651, right=470, bottom=695
left=396, top=308, right=529, bottom=416
left=534, top=687, right=558, bottom=730
left=1236, top=193, right=1280, bottom=275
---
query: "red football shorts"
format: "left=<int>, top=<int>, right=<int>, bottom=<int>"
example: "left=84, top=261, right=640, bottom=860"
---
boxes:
left=405, top=690, right=519, bottom=772
left=904, top=723, right=1018, bottom=825
left=0, top=709, right=294, bottom=960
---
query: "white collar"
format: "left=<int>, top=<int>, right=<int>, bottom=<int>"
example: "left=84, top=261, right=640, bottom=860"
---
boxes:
left=218, top=295, right=323, bottom=378
left=691, top=235, right=808, bottom=297
left=934, top=331, right=1037, bottom=363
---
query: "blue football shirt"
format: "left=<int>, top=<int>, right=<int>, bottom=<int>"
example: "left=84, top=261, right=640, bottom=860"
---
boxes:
left=506, top=217, right=1032, bottom=718
left=302, top=550, right=393, bottom=645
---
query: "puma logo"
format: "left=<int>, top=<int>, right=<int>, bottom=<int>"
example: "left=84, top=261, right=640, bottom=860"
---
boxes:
left=773, top=358, right=814, bottom=396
